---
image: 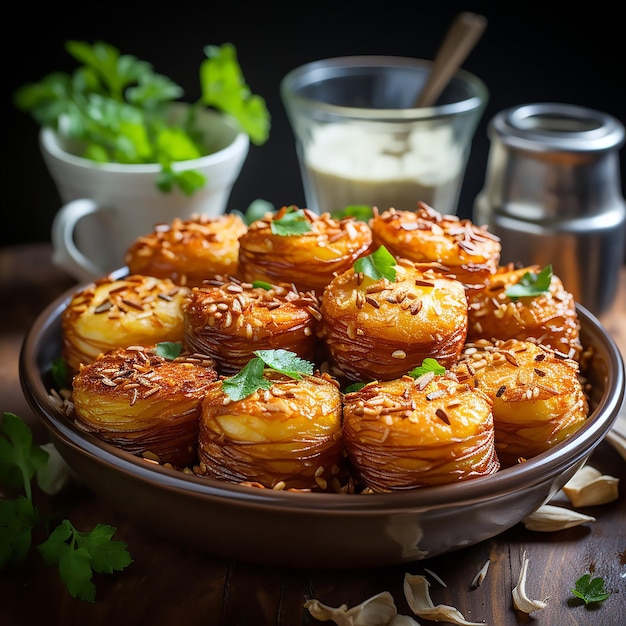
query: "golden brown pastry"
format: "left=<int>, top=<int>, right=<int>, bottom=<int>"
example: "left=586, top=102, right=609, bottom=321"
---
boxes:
left=237, top=205, right=373, bottom=294
left=370, top=203, right=501, bottom=289
left=198, top=371, right=345, bottom=491
left=124, top=213, right=248, bottom=286
left=62, top=274, right=189, bottom=373
left=71, top=345, right=218, bottom=467
left=453, top=338, right=589, bottom=467
left=342, top=373, right=499, bottom=491
left=319, top=259, right=468, bottom=383
left=466, top=264, right=582, bottom=360
left=184, top=276, right=322, bottom=376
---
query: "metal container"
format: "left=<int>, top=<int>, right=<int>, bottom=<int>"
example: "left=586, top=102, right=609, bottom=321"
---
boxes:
left=474, top=103, right=626, bottom=315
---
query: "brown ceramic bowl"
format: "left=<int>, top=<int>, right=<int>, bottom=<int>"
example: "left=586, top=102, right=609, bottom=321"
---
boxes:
left=19, top=283, right=624, bottom=569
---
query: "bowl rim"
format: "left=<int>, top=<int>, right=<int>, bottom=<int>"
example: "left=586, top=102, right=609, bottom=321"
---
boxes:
left=19, top=280, right=625, bottom=514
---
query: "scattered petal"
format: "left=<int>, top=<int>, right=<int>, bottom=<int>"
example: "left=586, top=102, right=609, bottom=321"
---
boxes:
left=523, top=503, right=595, bottom=531
left=512, top=551, right=548, bottom=613
left=424, top=568, right=447, bottom=587
left=403, top=574, right=484, bottom=626
left=304, top=591, right=397, bottom=626
left=471, top=559, right=490, bottom=588
left=561, top=465, right=619, bottom=507
left=36, top=442, right=73, bottom=495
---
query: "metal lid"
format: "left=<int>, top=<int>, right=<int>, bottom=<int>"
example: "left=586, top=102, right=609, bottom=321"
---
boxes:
left=489, top=103, right=625, bottom=153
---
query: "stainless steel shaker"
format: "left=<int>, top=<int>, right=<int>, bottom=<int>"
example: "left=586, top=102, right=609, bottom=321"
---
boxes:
left=474, top=103, right=626, bottom=315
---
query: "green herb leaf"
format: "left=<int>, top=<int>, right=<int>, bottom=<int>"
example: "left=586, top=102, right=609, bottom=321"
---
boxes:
left=354, top=246, right=397, bottom=282
left=344, top=382, right=366, bottom=393
left=0, top=412, right=49, bottom=500
left=252, top=280, right=273, bottom=290
left=254, top=349, right=314, bottom=379
left=505, top=265, right=553, bottom=298
left=222, top=350, right=315, bottom=400
left=331, top=205, right=373, bottom=222
left=222, top=357, right=272, bottom=401
left=571, top=574, right=611, bottom=605
left=407, top=358, right=446, bottom=378
left=51, top=357, right=70, bottom=389
left=270, top=206, right=312, bottom=236
left=38, top=520, right=132, bottom=602
left=199, top=43, right=271, bottom=145
left=0, top=496, right=40, bottom=568
left=155, top=341, right=183, bottom=360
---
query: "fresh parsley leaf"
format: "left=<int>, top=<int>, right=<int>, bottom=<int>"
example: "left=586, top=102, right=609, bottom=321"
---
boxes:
left=232, top=198, right=275, bottom=225
left=270, top=206, right=312, bottom=236
left=254, top=349, right=314, bottom=379
left=0, top=412, right=49, bottom=499
left=222, top=350, right=315, bottom=400
left=51, top=357, right=70, bottom=389
left=38, top=520, right=132, bottom=602
left=0, top=496, right=40, bottom=568
left=155, top=341, right=183, bottom=360
left=344, top=382, right=366, bottom=393
left=354, top=246, right=397, bottom=282
left=505, top=265, right=553, bottom=298
left=331, top=205, right=373, bottom=222
left=222, top=357, right=272, bottom=401
left=571, top=573, right=611, bottom=605
left=408, top=358, right=446, bottom=378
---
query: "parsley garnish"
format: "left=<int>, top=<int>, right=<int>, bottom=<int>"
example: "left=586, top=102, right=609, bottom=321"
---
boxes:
left=14, top=41, right=271, bottom=196
left=571, top=574, right=611, bottom=605
left=0, top=412, right=132, bottom=602
left=155, top=341, right=183, bottom=360
left=331, top=205, right=374, bottom=222
left=270, top=206, right=312, bottom=236
left=408, top=358, right=446, bottom=378
left=221, top=349, right=314, bottom=401
left=505, top=265, right=553, bottom=298
left=354, top=246, right=397, bottom=282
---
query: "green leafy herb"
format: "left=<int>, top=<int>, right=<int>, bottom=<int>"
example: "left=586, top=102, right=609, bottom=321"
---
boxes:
left=505, top=265, right=553, bottom=298
left=38, top=520, right=132, bottom=603
left=252, top=280, right=273, bottom=290
left=155, top=341, right=183, bottom=360
left=14, top=40, right=270, bottom=196
left=331, top=205, right=374, bottom=222
left=354, top=246, right=397, bottom=282
left=51, top=356, right=70, bottom=389
left=571, top=574, right=611, bottom=605
left=222, top=349, right=314, bottom=400
left=408, top=358, right=446, bottom=378
left=0, top=412, right=132, bottom=601
left=270, top=206, right=312, bottom=236
left=344, top=382, right=366, bottom=393
left=235, top=198, right=276, bottom=225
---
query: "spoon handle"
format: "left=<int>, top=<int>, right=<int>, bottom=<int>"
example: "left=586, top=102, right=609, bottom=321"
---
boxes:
left=415, top=12, right=487, bottom=108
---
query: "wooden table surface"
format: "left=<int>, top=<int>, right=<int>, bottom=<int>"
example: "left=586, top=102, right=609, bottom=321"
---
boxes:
left=1, top=243, right=625, bottom=626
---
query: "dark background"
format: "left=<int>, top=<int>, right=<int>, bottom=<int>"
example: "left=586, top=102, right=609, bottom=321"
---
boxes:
left=3, top=0, right=625, bottom=248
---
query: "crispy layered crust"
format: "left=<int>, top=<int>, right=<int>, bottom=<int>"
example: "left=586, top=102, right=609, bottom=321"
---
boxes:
left=466, top=265, right=582, bottom=360
left=198, top=372, right=346, bottom=491
left=237, top=206, right=373, bottom=294
left=454, top=338, right=589, bottom=467
left=124, top=213, right=248, bottom=286
left=319, top=261, right=468, bottom=382
left=62, top=275, right=188, bottom=373
left=343, top=374, right=499, bottom=491
left=71, top=346, right=218, bottom=467
left=184, top=277, right=322, bottom=376
left=370, top=204, right=501, bottom=289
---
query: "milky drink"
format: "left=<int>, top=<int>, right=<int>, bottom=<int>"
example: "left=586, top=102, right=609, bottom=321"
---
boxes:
left=304, top=123, right=464, bottom=214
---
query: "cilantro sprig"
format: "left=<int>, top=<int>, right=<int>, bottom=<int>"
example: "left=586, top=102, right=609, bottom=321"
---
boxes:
left=222, top=349, right=314, bottom=401
left=505, top=265, right=553, bottom=299
left=0, top=412, right=132, bottom=602
left=408, top=358, right=446, bottom=378
left=354, top=246, right=397, bottom=282
left=571, top=573, right=611, bottom=605
left=14, top=40, right=271, bottom=196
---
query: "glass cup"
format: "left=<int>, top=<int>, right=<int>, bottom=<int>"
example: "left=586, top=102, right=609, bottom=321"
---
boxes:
left=280, top=55, right=488, bottom=216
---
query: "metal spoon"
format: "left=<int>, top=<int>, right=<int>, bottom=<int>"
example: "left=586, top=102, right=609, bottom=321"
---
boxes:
left=415, top=12, right=487, bottom=107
